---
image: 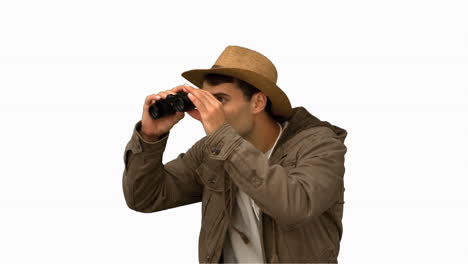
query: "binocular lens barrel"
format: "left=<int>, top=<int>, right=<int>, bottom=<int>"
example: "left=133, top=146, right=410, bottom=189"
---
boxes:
left=148, top=92, right=196, bottom=119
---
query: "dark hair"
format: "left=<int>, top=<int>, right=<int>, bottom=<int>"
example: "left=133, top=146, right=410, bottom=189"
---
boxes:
left=204, top=73, right=282, bottom=120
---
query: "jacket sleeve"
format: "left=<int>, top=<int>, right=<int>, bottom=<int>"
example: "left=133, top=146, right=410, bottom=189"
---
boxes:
left=122, top=121, right=203, bottom=213
left=204, top=122, right=347, bottom=230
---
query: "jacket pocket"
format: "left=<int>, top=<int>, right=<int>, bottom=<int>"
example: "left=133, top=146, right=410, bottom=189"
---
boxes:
left=196, top=162, right=226, bottom=228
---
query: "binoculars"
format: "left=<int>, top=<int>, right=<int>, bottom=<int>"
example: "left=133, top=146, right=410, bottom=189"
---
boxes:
left=149, top=91, right=196, bottom=119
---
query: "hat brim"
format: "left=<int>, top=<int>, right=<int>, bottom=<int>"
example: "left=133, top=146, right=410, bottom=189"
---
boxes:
left=181, top=68, right=292, bottom=118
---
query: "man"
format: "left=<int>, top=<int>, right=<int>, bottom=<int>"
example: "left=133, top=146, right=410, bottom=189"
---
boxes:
left=122, top=45, right=348, bottom=263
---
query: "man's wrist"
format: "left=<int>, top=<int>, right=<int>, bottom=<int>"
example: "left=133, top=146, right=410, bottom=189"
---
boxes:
left=138, top=128, right=161, bottom=142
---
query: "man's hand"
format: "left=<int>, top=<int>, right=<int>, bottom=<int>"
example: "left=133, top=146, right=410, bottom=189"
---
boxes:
left=182, top=83, right=226, bottom=135
left=140, top=85, right=186, bottom=141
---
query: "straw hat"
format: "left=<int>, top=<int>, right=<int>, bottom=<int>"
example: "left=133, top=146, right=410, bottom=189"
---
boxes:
left=181, top=45, right=292, bottom=118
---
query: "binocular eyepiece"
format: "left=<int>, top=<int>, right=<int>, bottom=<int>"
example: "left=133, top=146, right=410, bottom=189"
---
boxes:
left=149, top=92, right=196, bottom=119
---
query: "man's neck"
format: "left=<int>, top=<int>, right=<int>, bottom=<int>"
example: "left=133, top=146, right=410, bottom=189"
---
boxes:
left=246, top=115, right=281, bottom=153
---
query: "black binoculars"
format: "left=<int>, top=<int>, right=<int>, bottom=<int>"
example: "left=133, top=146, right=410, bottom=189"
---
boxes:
left=148, top=92, right=196, bottom=119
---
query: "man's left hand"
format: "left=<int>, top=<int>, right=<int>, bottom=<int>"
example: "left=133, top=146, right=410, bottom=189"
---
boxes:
left=182, top=83, right=226, bottom=135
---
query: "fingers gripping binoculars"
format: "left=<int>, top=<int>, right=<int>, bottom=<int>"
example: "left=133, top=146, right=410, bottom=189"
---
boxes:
left=149, top=92, right=196, bottom=119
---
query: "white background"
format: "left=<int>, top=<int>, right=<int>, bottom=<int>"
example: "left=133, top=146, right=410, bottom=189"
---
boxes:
left=1, top=0, right=467, bottom=263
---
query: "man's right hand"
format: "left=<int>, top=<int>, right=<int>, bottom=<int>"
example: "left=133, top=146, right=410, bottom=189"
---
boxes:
left=139, top=85, right=186, bottom=142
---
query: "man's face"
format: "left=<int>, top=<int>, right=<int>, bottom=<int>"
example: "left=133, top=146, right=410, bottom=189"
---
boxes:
left=201, top=80, right=255, bottom=138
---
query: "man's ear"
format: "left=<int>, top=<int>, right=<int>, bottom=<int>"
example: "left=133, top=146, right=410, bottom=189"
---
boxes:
left=251, top=92, right=267, bottom=114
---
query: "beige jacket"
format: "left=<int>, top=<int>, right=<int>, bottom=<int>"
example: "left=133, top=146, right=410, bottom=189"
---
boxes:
left=122, top=106, right=348, bottom=263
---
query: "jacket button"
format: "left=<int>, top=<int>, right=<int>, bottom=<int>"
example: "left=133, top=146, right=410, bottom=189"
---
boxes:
left=208, top=177, right=216, bottom=184
left=211, top=147, right=221, bottom=155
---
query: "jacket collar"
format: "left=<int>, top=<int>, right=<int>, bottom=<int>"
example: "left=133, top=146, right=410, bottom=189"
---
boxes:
left=271, top=106, right=348, bottom=162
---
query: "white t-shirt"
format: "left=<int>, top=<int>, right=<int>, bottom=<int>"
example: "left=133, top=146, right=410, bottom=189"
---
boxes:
left=222, top=121, right=287, bottom=263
